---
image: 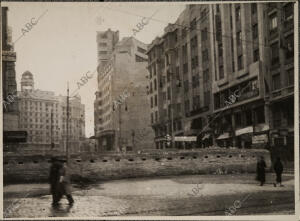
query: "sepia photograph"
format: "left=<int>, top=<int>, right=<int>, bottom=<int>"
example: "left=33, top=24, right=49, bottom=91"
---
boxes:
left=1, top=0, right=298, bottom=219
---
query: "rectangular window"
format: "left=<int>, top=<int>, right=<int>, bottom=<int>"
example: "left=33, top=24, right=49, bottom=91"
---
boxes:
left=150, top=97, right=153, bottom=108
left=251, top=3, right=257, bottom=15
left=177, top=103, right=181, bottom=113
left=201, top=28, right=207, bottom=41
left=214, top=93, right=220, bottom=109
left=167, top=87, right=171, bottom=100
left=193, top=95, right=200, bottom=110
left=154, top=95, right=158, bottom=106
left=204, top=90, right=210, bottom=106
left=269, top=13, right=278, bottom=30
left=137, top=46, right=146, bottom=54
left=285, top=34, right=294, bottom=59
left=273, top=109, right=281, bottom=127
left=183, top=63, right=188, bottom=74
left=238, top=55, right=243, bottom=70
left=236, top=5, right=241, bottom=21
left=236, top=31, right=241, bottom=45
left=218, top=44, right=223, bottom=57
left=287, top=69, right=294, bottom=86
left=192, top=75, right=199, bottom=88
left=253, top=48, right=259, bottom=62
left=272, top=73, right=281, bottom=90
left=182, top=28, right=187, bottom=39
left=252, top=24, right=258, bottom=39
left=203, top=69, right=209, bottom=82
left=155, top=111, right=158, bottom=122
left=219, top=65, right=224, bottom=79
left=202, top=49, right=208, bottom=62
left=154, top=79, right=157, bottom=90
left=284, top=3, right=293, bottom=21
left=254, top=106, right=265, bottom=124
left=235, top=112, right=242, bottom=128
left=184, top=100, right=190, bottom=114
left=190, top=18, right=196, bottom=31
left=135, top=55, right=147, bottom=62
left=184, top=80, right=189, bottom=92
left=271, top=42, right=279, bottom=65
left=245, top=110, right=252, bottom=126
left=99, top=42, right=107, bottom=47
left=162, top=92, right=166, bottom=101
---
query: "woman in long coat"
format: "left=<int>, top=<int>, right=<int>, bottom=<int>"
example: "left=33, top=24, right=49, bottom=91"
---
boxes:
left=256, top=156, right=266, bottom=186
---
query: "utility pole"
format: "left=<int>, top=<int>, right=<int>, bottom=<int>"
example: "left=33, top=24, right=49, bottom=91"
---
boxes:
left=50, top=108, right=54, bottom=149
left=66, top=82, right=70, bottom=164
left=119, top=104, right=122, bottom=152
left=170, top=71, right=174, bottom=149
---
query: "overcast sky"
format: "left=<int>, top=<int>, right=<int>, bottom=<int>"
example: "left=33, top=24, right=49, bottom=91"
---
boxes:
left=2, top=2, right=186, bottom=137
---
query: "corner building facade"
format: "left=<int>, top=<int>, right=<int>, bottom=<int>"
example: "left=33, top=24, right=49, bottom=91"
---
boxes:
left=147, top=5, right=214, bottom=149
left=94, top=30, right=154, bottom=152
left=147, top=3, right=295, bottom=155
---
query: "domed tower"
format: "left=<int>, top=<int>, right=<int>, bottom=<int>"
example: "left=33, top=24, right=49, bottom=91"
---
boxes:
left=21, top=71, right=34, bottom=92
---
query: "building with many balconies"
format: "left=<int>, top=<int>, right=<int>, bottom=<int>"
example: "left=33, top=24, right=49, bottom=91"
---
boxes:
left=265, top=2, right=294, bottom=160
left=146, top=2, right=295, bottom=156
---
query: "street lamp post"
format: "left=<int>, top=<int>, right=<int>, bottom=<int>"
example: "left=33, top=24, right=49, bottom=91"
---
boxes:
left=66, top=83, right=70, bottom=164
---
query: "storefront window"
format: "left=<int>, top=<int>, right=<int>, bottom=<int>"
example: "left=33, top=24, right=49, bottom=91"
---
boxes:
left=245, top=110, right=252, bottom=126
left=255, top=106, right=265, bottom=124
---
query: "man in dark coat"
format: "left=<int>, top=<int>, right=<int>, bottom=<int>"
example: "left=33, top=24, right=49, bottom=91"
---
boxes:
left=57, top=160, right=74, bottom=205
left=274, top=157, right=284, bottom=187
left=256, top=156, right=266, bottom=186
left=49, top=157, right=62, bottom=206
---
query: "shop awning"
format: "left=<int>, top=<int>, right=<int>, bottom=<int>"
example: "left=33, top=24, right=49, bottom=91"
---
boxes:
left=217, top=132, right=230, bottom=140
left=254, top=124, right=269, bottom=132
left=174, top=136, right=197, bottom=142
left=202, top=134, right=211, bottom=140
left=235, top=126, right=253, bottom=136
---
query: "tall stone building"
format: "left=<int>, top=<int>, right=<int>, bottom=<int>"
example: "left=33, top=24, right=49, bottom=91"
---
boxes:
left=147, top=5, right=214, bottom=149
left=2, top=7, right=19, bottom=132
left=146, top=3, right=295, bottom=154
left=211, top=3, right=270, bottom=149
left=94, top=31, right=154, bottom=152
left=265, top=2, right=294, bottom=160
left=18, top=71, right=86, bottom=154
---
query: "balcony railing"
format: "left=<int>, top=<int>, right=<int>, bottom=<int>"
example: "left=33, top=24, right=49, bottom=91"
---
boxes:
left=190, top=106, right=209, bottom=116
left=238, top=89, right=259, bottom=102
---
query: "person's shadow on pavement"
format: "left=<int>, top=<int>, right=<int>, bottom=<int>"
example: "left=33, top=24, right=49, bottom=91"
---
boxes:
left=49, top=204, right=73, bottom=217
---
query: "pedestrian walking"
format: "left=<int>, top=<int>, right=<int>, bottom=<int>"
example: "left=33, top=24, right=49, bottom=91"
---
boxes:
left=49, top=157, right=62, bottom=206
left=256, top=156, right=266, bottom=186
left=57, top=160, right=74, bottom=205
left=273, top=157, right=284, bottom=187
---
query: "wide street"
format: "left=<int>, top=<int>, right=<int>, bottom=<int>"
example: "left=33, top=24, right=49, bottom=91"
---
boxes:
left=3, top=173, right=294, bottom=218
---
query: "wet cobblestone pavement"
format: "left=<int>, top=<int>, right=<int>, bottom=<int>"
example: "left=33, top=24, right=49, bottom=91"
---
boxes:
left=3, top=173, right=294, bottom=218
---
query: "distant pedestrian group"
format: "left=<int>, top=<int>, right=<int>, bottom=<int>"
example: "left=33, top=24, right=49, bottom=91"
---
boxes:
left=49, top=158, right=74, bottom=207
left=256, top=156, right=284, bottom=187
